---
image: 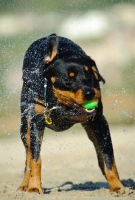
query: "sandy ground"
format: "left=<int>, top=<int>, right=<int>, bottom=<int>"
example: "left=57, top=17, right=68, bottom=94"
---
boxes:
left=0, top=125, right=135, bottom=200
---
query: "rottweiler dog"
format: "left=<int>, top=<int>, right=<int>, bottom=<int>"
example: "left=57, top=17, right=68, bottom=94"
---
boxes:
left=18, top=34, right=124, bottom=194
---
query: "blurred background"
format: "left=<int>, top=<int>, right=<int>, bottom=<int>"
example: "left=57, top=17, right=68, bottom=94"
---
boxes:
left=0, top=0, right=135, bottom=136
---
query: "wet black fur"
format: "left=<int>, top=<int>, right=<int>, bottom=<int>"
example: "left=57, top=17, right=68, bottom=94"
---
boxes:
left=21, top=34, right=114, bottom=173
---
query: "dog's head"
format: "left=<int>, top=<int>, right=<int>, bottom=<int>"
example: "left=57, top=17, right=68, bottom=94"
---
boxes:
left=43, top=34, right=105, bottom=114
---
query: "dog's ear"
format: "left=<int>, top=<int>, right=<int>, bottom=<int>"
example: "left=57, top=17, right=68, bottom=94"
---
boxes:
left=44, top=34, right=58, bottom=64
left=87, top=56, right=105, bottom=83
left=92, top=64, right=105, bottom=83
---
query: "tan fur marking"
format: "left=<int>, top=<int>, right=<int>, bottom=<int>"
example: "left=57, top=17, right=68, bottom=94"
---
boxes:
left=53, top=87, right=85, bottom=106
left=35, top=104, right=44, bottom=115
left=84, top=66, right=89, bottom=71
left=34, top=98, right=45, bottom=105
left=104, top=162, right=123, bottom=191
left=34, top=98, right=50, bottom=114
left=51, top=76, right=56, bottom=83
left=75, top=89, right=84, bottom=103
left=44, top=49, right=57, bottom=64
left=53, top=87, right=101, bottom=107
left=27, top=156, right=43, bottom=193
left=92, top=66, right=98, bottom=80
left=93, top=88, right=101, bottom=100
left=69, top=72, right=75, bottom=77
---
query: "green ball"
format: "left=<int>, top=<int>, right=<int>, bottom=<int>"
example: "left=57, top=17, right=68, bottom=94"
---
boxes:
left=82, top=100, right=98, bottom=110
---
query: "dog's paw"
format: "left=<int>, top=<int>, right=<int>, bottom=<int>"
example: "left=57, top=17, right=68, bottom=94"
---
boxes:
left=18, top=183, right=43, bottom=194
left=110, top=187, right=133, bottom=197
left=27, top=186, right=43, bottom=194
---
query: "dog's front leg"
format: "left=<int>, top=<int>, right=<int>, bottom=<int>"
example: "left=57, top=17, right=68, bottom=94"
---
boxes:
left=82, top=115, right=124, bottom=192
left=18, top=110, right=45, bottom=194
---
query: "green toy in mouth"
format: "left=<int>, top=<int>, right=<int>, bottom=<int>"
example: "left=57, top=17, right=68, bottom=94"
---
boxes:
left=82, top=99, right=98, bottom=110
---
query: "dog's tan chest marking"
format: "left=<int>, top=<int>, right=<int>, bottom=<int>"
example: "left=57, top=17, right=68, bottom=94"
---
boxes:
left=35, top=104, right=44, bottom=115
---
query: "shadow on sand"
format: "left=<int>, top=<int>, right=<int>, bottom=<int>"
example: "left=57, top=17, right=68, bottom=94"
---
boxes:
left=43, top=179, right=135, bottom=194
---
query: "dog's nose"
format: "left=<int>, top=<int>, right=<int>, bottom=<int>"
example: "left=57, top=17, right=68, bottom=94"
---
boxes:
left=83, top=87, right=95, bottom=100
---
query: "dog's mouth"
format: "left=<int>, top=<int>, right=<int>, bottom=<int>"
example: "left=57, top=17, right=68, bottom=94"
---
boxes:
left=58, top=101, right=96, bottom=123
left=73, top=102, right=95, bottom=114
left=52, top=86, right=100, bottom=115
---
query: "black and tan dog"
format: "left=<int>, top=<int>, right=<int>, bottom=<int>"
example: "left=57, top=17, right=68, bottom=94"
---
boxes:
left=18, top=34, right=124, bottom=194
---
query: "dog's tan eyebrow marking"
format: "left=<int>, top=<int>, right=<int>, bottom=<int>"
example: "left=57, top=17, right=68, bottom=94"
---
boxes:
left=51, top=77, right=56, bottom=83
left=84, top=66, right=89, bottom=71
left=69, top=72, right=75, bottom=77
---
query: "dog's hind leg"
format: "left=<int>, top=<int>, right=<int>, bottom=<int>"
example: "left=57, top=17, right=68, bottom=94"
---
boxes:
left=18, top=106, right=45, bottom=194
left=82, top=115, right=124, bottom=192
